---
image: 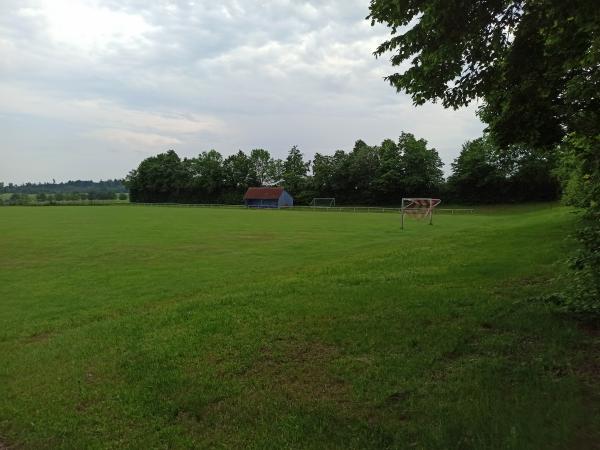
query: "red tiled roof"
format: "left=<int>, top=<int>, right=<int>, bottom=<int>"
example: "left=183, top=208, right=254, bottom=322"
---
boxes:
left=244, top=187, right=284, bottom=200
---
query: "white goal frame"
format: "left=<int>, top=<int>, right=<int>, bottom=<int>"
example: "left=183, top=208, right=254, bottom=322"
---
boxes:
left=310, top=197, right=335, bottom=208
left=401, top=198, right=441, bottom=229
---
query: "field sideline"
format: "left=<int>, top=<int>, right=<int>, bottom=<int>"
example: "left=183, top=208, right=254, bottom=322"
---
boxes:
left=0, top=205, right=598, bottom=448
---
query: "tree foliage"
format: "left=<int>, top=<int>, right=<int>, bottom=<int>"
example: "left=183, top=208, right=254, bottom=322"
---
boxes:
left=0, top=179, right=126, bottom=195
left=369, top=0, right=598, bottom=145
left=369, top=0, right=600, bottom=312
left=448, top=136, right=559, bottom=203
left=122, top=133, right=558, bottom=206
left=283, top=145, right=310, bottom=200
left=124, top=135, right=448, bottom=205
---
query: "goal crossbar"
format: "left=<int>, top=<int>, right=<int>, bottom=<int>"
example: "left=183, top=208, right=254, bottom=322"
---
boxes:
left=310, top=197, right=335, bottom=207
left=401, top=198, right=441, bottom=228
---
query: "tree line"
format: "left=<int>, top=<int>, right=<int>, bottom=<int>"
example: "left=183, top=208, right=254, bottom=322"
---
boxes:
left=1, top=192, right=128, bottom=206
left=124, top=132, right=558, bottom=205
left=0, top=179, right=127, bottom=194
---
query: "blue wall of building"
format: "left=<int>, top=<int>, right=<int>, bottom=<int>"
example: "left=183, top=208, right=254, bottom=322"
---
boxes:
left=245, top=190, right=294, bottom=208
left=278, top=191, right=294, bottom=207
left=246, top=198, right=278, bottom=208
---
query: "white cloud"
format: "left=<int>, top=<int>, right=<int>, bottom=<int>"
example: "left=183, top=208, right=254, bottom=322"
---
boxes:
left=0, top=0, right=483, bottom=183
left=17, top=0, right=156, bottom=53
left=0, top=84, right=224, bottom=136
left=87, top=128, right=182, bottom=148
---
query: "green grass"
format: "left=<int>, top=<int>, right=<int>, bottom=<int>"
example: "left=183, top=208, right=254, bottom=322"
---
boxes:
left=0, top=205, right=597, bottom=449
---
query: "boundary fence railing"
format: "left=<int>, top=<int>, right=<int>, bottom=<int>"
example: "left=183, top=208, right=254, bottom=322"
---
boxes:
left=0, top=200, right=128, bottom=206
left=125, top=203, right=475, bottom=214
left=0, top=201, right=475, bottom=214
left=128, top=202, right=247, bottom=209
left=281, top=206, right=474, bottom=214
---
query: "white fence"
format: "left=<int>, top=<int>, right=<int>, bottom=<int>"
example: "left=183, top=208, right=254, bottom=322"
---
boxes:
left=282, top=206, right=474, bottom=214
left=2, top=201, right=474, bottom=214
left=0, top=200, right=128, bottom=206
left=128, top=203, right=474, bottom=214
left=128, top=202, right=246, bottom=209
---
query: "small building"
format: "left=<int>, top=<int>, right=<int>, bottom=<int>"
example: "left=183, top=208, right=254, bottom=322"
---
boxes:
left=243, top=187, right=293, bottom=208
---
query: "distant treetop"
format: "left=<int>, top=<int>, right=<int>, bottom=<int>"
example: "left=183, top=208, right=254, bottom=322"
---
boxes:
left=0, top=179, right=127, bottom=194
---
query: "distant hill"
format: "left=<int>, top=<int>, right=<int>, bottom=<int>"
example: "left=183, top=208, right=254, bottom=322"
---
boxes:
left=0, top=179, right=127, bottom=194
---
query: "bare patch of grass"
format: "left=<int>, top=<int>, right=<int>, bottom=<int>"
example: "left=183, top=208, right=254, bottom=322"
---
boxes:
left=245, top=339, right=350, bottom=405
left=22, top=330, right=53, bottom=344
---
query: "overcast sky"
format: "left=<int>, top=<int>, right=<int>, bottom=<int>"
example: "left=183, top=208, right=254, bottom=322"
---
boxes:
left=0, top=0, right=484, bottom=184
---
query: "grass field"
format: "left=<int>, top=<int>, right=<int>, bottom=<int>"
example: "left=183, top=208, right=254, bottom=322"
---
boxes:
left=0, top=205, right=598, bottom=449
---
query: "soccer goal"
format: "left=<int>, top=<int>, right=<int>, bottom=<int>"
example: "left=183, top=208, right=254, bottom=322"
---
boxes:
left=401, top=198, right=441, bottom=229
left=310, top=198, right=335, bottom=208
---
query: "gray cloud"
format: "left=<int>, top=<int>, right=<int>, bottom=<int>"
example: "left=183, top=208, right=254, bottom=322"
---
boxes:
left=0, top=0, right=484, bottom=183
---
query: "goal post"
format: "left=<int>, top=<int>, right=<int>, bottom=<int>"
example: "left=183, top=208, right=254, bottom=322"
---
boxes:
left=310, top=198, right=335, bottom=208
left=401, top=198, right=441, bottom=229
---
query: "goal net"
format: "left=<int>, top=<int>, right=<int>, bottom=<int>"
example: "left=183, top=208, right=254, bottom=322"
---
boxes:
left=401, top=198, right=441, bottom=228
left=310, top=198, right=335, bottom=207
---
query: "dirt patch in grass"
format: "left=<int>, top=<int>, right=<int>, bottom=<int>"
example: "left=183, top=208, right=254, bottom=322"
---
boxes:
left=236, top=233, right=276, bottom=241
left=172, top=339, right=352, bottom=437
left=383, top=391, right=410, bottom=406
left=245, top=338, right=350, bottom=404
left=491, top=273, right=556, bottom=298
left=22, top=331, right=53, bottom=344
